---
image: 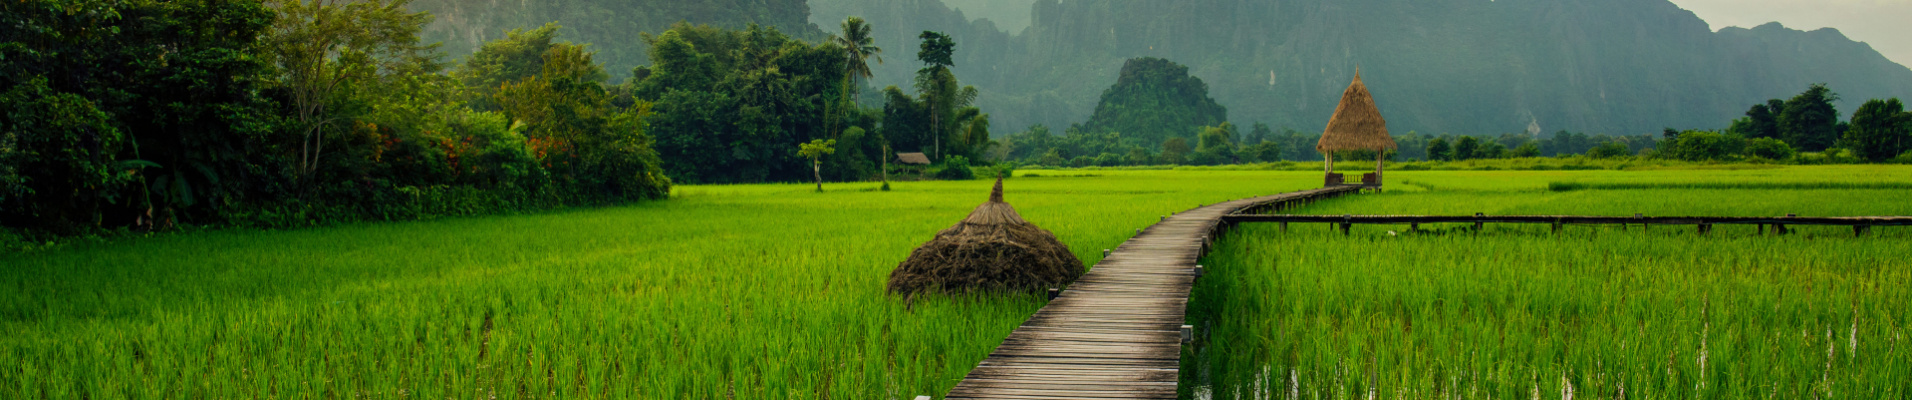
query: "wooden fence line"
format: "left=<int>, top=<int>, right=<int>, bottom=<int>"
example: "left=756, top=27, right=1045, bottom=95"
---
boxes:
left=1221, top=214, right=1912, bottom=236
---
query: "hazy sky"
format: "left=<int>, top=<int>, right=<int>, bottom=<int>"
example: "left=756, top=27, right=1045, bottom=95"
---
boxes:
left=1665, top=0, right=1912, bottom=67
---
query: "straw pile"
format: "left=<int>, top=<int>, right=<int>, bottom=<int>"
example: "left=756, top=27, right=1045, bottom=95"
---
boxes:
left=887, top=178, right=1085, bottom=295
left=1316, top=72, right=1398, bottom=152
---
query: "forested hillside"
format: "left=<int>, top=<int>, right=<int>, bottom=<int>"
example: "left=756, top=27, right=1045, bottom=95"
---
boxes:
left=409, top=0, right=825, bottom=75
left=1074, top=58, right=1228, bottom=149
left=813, top=0, right=1912, bottom=136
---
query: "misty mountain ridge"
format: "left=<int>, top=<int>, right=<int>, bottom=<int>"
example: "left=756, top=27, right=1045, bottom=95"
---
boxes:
left=408, top=0, right=1912, bottom=138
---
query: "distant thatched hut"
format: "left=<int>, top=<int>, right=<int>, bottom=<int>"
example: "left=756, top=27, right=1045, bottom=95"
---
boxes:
left=895, top=152, right=931, bottom=165
left=895, top=152, right=931, bottom=180
left=888, top=178, right=1084, bottom=296
left=1315, top=70, right=1397, bottom=187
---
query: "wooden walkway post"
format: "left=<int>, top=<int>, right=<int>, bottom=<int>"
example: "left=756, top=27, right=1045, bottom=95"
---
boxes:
left=943, top=186, right=1358, bottom=399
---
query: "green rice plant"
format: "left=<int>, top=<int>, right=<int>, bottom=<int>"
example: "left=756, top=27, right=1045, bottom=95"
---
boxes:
left=1549, top=181, right=1912, bottom=191
left=0, top=170, right=1321, bottom=399
left=7, top=165, right=1909, bottom=398
left=1185, top=179, right=1912, bottom=399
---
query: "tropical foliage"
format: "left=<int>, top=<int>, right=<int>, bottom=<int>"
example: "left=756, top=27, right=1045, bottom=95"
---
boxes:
left=1, top=0, right=670, bottom=238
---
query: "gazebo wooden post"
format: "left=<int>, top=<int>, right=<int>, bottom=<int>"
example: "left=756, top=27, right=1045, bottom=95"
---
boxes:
left=1374, top=151, right=1384, bottom=184
left=1325, top=152, right=1334, bottom=174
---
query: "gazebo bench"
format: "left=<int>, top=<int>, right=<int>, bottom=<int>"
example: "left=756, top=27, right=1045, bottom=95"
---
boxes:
left=1324, top=172, right=1380, bottom=187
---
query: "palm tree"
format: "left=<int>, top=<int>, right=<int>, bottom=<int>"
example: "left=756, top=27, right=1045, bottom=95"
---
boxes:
left=833, top=17, right=882, bottom=106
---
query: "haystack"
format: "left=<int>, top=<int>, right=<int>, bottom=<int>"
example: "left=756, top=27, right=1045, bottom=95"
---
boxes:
left=888, top=178, right=1085, bottom=295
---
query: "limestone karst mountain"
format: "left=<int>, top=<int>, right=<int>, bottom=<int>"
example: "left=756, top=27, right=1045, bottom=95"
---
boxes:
left=810, top=0, right=1912, bottom=136
left=407, top=0, right=1912, bottom=137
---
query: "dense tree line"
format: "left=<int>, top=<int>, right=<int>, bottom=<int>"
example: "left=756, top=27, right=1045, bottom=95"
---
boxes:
left=628, top=20, right=995, bottom=184
left=2, top=0, right=1017, bottom=238
left=1, top=0, right=670, bottom=238
left=991, top=67, right=1904, bottom=168
left=1665, top=83, right=1912, bottom=162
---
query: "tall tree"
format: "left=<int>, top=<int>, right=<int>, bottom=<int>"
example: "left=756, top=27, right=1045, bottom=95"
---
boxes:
left=915, top=31, right=956, bottom=160
left=1844, top=98, right=1908, bottom=162
left=833, top=17, right=882, bottom=105
left=825, top=17, right=880, bottom=140
left=1778, top=84, right=1842, bottom=152
left=267, top=0, right=436, bottom=187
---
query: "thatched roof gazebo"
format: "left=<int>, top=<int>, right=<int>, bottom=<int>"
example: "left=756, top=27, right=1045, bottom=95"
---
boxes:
left=1315, top=70, right=1397, bottom=188
left=888, top=178, right=1084, bottom=296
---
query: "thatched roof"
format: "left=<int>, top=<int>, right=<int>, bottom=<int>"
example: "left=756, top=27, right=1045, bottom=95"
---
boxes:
left=896, top=152, right=931, bottom=165
left=1316, top=72, right=1397, bottom=152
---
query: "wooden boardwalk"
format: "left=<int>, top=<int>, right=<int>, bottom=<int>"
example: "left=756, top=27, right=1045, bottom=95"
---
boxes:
left=944, top=186, right=1360, bottom=400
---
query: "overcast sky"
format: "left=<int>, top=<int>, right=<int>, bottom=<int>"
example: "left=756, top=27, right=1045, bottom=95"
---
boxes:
left=1665, top=0, right=1912, bottom=68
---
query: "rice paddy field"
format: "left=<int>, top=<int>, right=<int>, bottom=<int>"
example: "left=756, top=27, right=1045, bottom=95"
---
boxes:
left=0, top=171, right=1318, bottom=399
left=5, top=165, right=1911, bottom=399
left=1183, top=166, right=1912, bottom=399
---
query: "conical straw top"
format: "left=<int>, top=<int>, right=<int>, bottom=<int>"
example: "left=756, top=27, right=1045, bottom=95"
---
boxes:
left=989, top=177, right=1004, bottom=203
left=961, top=177, right=1025, bottom=225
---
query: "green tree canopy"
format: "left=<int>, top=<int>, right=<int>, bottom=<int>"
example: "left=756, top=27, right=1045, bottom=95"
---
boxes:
left=637, top=23, right=850, bottom=184
left=267, top=0, right=438, bottom=183
left=916, top=31, right=955, bottom=69
left=797, top=139, right=836, bottom=191
left=1779, top=83, right=1842, bottom=152
left=1453, top=136, right=1481, bottom=161
left=1843, top=98, right=1908, bottom=162
left=1426, top=137, right=1452, bottom=161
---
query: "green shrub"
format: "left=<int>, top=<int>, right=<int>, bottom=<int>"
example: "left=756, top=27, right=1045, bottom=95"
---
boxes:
left=1795, top=149, right=1864, bottom=165
left=934, top=156, right=976, bottom=180
left=1892, top=151, right=1912, bottom=165
left=980, top=161, right=1019, bottom=179
left=1742, top=137, right=1796, bottom=161
left=1663, top=130, right=1744, bottom=161
left=1037, top=149, right=1067, bottom=167
left=1587, top=141, right=1631, bottom=158
left=1240, top=141, right=1283, bottom=162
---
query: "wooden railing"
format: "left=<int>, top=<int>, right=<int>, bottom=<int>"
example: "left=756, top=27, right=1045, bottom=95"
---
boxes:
left=1221, top=214, right=1912, bottom=236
